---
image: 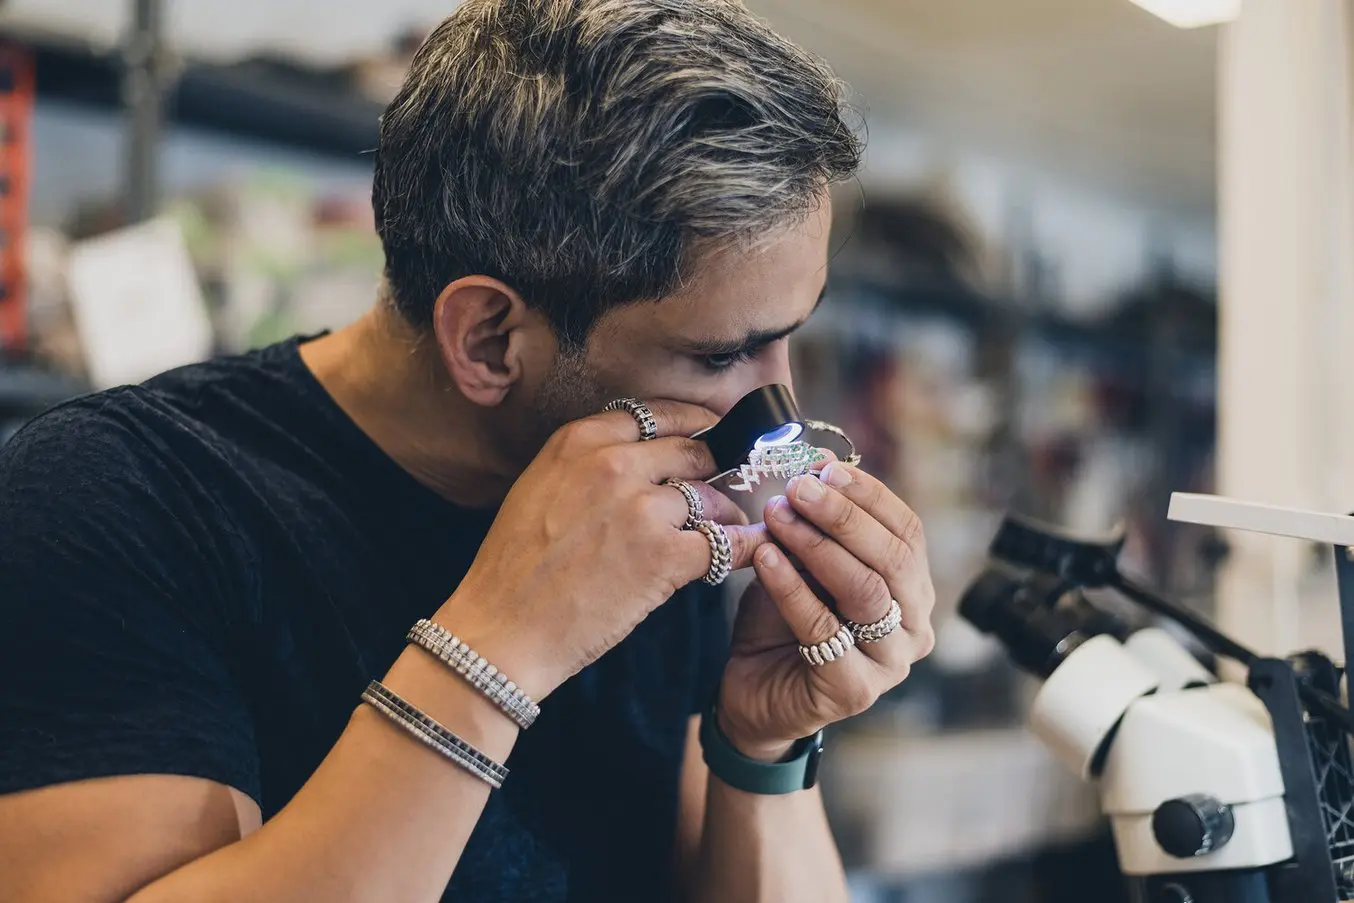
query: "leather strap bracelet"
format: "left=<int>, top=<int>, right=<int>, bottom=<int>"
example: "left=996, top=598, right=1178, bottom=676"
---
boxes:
left=699, top=699, right=825, bottom=795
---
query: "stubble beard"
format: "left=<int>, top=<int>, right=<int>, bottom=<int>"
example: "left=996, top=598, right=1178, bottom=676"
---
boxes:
left=526, top=347, right=613, bottom=452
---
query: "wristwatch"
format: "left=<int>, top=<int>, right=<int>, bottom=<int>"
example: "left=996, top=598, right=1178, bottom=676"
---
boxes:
left=699, top=701, right=824, bottom=795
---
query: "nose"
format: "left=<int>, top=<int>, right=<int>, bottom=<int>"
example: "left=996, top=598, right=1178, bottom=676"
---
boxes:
left=709, top=343, right=797, bottom=416
left=755, top=341, right=795, bottom=394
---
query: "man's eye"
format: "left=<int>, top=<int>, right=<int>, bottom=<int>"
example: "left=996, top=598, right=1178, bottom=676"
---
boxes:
left=698, top=349, right=756, bottom=372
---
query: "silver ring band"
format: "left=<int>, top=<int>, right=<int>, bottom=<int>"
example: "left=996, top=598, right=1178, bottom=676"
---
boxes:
left=603, top=397, right=658, bottom=441
left=798, top=625, right=857, bottom=666
left=694, top=520, right=732, bottom=586
left=845, top=599, right=902, bottom=644
left=664, top=478, right=705, bottom=530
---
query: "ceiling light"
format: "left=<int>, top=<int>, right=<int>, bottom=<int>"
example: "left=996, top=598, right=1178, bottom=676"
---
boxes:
left=1127, top=0, right=1241, bottom=28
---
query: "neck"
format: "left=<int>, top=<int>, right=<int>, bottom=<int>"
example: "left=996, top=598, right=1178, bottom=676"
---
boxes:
left=299, top=306, right=519, bottom=508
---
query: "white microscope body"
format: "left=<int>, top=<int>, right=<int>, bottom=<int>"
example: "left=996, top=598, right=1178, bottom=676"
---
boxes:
left=963, top=492, right=1354, bottom=902
left=1029, top=631, right=1293, bottom=876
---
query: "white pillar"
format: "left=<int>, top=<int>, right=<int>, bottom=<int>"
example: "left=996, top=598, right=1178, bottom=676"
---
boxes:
left=1215, top=0, right=1354, bottom=656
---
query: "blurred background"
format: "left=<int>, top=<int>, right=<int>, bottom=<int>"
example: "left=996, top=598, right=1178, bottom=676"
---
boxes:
left=4, top=1, right=1353, bottom=900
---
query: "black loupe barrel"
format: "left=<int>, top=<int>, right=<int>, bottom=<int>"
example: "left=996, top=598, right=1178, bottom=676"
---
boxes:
left=693, top=384, right=803, bottom=475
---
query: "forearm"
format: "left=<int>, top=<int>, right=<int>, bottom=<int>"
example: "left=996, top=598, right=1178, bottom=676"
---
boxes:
left=128, top=649, right=519, bottom=903
left=687, top=777, right=848, bottom=903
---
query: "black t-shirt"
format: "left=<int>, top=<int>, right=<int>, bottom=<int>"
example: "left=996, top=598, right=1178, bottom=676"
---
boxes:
left=0, top=337, right=729, bottom=902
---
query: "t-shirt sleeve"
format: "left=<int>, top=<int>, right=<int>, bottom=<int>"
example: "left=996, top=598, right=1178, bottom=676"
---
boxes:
left=0, top=397, right=261, bottom=802
left=689, top=583, right=732, bottom=715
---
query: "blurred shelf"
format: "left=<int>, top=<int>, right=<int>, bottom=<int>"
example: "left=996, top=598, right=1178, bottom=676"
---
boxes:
left=822, top=728, right=1102, bottom=878
left=17, top=27, right=382, bottom=160
left=828, top=278, right=1219, bottom=370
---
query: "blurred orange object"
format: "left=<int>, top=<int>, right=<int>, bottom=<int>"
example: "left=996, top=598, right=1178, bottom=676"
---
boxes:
left=0, top=44, right=32, bottom=351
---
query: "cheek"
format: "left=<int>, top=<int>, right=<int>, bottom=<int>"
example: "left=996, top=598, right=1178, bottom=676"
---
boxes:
left=588, top=351, right=710, bottom=408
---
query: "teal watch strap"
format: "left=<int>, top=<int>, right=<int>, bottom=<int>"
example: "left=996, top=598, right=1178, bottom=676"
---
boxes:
left=699, top=704, right=824, bottom=795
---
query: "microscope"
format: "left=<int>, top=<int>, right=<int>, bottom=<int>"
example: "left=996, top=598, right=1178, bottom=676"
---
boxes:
left=960, top=495, right=1354, bottom=903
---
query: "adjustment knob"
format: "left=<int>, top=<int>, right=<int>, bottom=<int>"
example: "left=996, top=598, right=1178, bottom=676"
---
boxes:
left=1152, top=794, right=1235, bottom=858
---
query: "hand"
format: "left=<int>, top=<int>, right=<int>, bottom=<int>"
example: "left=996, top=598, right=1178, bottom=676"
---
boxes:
left=436, top=400, right=767, bottom=700
left=716, top=460, right=936, bottom=761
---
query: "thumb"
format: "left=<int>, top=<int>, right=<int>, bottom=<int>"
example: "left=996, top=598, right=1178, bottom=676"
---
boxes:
left=724, top=522, right=771, bottom=571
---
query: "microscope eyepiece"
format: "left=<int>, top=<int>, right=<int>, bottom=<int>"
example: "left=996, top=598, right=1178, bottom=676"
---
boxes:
left=960, top=563, right=1125, bottom=678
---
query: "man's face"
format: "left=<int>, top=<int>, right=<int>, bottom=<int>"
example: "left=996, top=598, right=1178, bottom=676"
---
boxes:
left=525, top=196, right=834, bottom=447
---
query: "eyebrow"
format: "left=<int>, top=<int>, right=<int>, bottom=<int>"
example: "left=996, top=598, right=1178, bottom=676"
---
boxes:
left=682, top=286, right=828, bottom=357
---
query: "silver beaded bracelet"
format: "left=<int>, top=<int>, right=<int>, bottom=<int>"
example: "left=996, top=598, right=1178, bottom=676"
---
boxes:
left=360, top=680, right=509, bottom=789
left=407, top=619, right=541, bottom=730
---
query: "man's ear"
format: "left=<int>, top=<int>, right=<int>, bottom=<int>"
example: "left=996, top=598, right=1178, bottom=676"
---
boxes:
left=431, top=276, right=535, bottom=407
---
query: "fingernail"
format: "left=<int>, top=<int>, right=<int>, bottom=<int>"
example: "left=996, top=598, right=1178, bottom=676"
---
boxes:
left=823, top=463, right=853, bottom=489
left=758, top=545, right=782, bottom=568
left=771, top=496, right=796, bottom=523
left=796, top=475, right=825, bottom=502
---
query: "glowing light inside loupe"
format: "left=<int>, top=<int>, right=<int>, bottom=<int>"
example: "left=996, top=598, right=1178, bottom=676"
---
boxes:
left=753, top=422, right=804, bottom=449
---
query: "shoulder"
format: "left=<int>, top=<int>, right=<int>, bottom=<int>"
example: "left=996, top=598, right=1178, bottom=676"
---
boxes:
left=0, top=387, right=252, bottom=600
left=2, top=341, right=294, bottom=503
left=2, top=386, right=213, bottom=506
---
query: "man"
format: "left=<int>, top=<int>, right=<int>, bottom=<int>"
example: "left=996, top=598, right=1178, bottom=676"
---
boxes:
left=0, top=2, right=935, bottom=901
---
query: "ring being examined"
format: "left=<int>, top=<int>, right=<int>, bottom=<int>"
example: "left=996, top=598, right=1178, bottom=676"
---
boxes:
left=799, top=625, right=856, bottom=666
left=845, top=599, right=902, bottom=644
left=693, top=520, right=732, bottom=586
left=602, top=397, right=658, bottom=441
left=663, top=478, right=705, bottom=530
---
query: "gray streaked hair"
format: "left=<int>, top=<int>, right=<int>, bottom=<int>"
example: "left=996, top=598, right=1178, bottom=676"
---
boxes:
left=373, top=0, right=863, bottom=349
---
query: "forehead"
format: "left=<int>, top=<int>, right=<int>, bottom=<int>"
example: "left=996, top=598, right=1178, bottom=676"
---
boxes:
left=606, top=199, right=834, bottom=341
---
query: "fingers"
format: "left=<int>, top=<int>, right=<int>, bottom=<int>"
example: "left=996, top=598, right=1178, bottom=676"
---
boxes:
left=777, top=469, right=936, bottom=666
left=724, top=522, right=770, bottom=571
left=781, top=475, right=907, bottom=614
left=672, top=522, right=770, bottom=586
left=816, top=462, right=925, bottom=559
left=762, top=494, right=890, bottom=626
left=789, top=470, right=928, bottom=594
left=751, top=543, right=844, bottom=647
left=634, top=436, right=720, bottom=482
left=596, top=398, right=718, bottom=442
left=661, top=479, right=749, bottom=528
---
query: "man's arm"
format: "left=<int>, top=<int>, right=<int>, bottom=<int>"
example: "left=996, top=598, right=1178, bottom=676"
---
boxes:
left=0, top=650, right=519, bottom=903
left=1, top=399, right=764, bottom=903
left=675, top=716, right=848, bottom=903
left=0, top=775, right=261, bottom=903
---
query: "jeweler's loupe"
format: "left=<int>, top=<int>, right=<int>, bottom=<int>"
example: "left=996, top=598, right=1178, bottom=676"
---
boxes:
left=691, top=384, right=805, bottom=477
left=692, top=385, right=860, bottom=505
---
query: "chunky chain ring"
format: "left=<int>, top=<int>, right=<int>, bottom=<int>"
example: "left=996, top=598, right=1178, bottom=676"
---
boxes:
left=664, top=478, right=705, bottom=531
left=799, top=625, right=857, bottom=666
left=845, top=599, right=902, bottom=644
left=603, top=397, right=658, bottom=442
left=694, top=520, right=733, bottom=586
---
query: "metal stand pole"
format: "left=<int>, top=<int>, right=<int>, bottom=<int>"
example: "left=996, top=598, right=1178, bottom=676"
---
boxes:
left=123, top=0, right=168, bottom=222
left=1336, top=540, right=1354, bottom=679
